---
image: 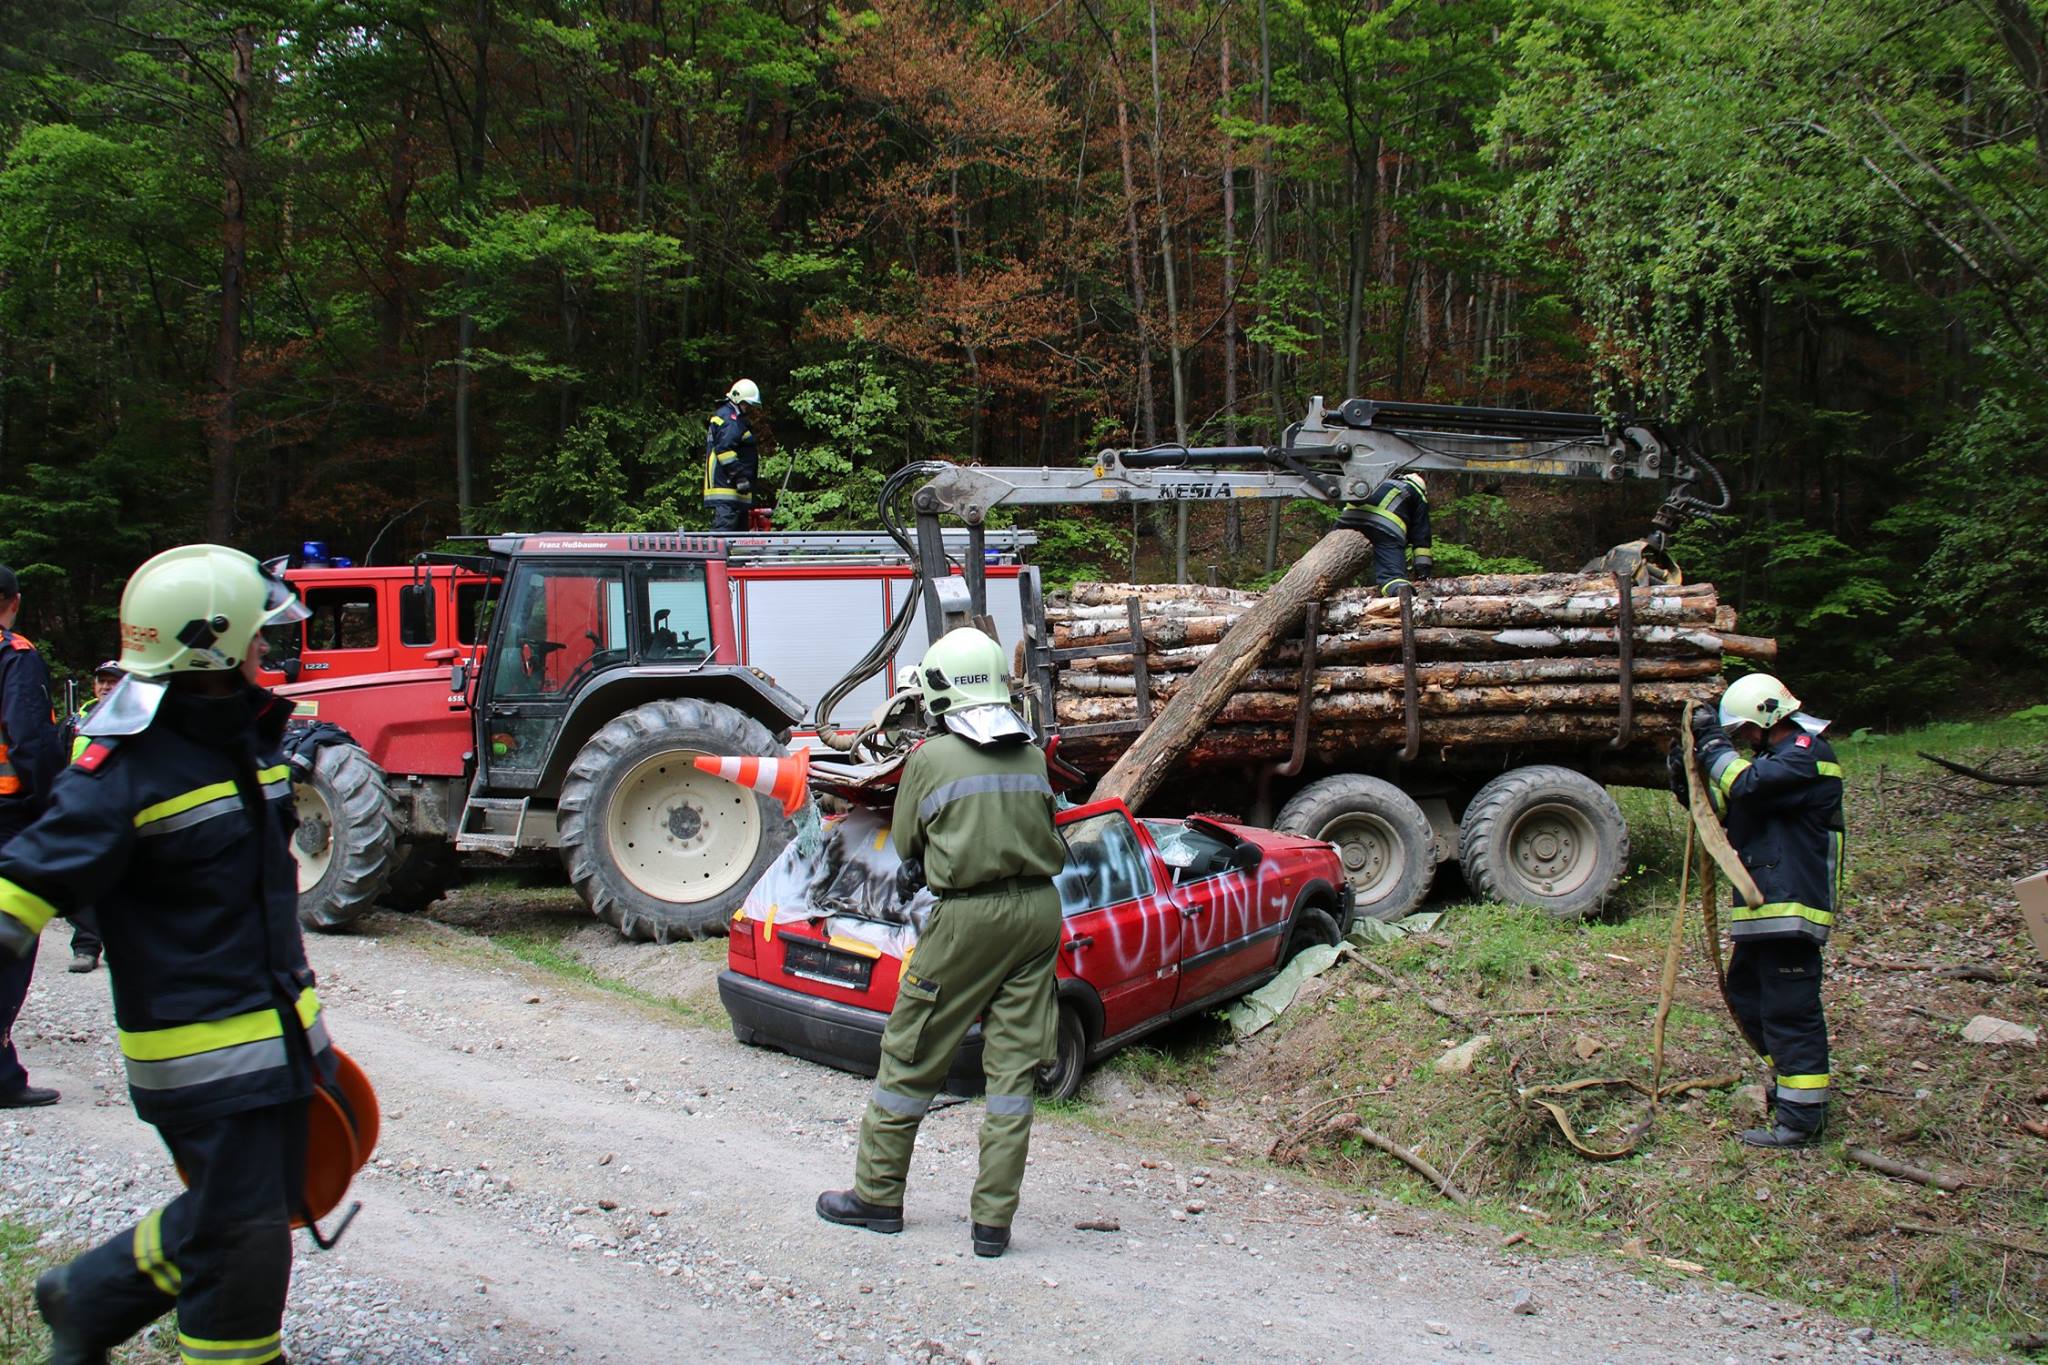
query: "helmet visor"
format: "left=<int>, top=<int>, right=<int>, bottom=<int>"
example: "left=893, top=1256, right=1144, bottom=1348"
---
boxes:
left=259, top=556, right=311, bottom=625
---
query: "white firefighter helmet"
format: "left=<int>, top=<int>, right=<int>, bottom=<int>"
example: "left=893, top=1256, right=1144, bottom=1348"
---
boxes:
left=1719, top=672, right=1801, bottom=732
left=1400, top=471, right=1427, bottom=495
left=726, top=377, right=762, bottom=405
left=118, top=545, right=308, bottom=678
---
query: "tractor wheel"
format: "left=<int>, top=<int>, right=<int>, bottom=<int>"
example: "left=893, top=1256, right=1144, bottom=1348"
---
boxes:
left=1458, top=765, right=1630, bottom=920
left=295, top=743, right=399, bottom=932
left=378, top=841, right=462, bottom=914
left=557, top=698, right=792, bottom=943
left=1275, top=775, right=1436, bottom=922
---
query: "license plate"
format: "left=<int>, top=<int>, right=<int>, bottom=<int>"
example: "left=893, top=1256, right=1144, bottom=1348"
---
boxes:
left=782, top=938, right=874, bottom=992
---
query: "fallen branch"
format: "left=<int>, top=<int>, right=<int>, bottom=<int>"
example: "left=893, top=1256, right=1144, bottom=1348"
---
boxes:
left=1355, top=1124, right=1473, bottom=1209
left=1846, top=1146, right=1968, bottom=1191
left=1931, top=964, right=2013, bottom=983
left=1424, top=995, right=1479, bottom=1029
left=1487, top=1003, right=1637, bottom=1019
left=1915, top=751, right=2048, bottom=788
left=1892, top=1219, right=2048, bottom=1258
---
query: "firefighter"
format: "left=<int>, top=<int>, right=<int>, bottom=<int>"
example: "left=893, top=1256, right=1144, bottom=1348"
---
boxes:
left=0, top=565, right=64, bottom=1109
left=817, top=627, right=1068, bottom=1259
left=59, top=660, right=124, bottom=973
left=704, top=377, right=763, bottom=532
left=0, top=544, right=333, bottom=1365
left=1677, top=672, right=1846, bottom=1149
left=1335, top=470, right=1433, bottom=593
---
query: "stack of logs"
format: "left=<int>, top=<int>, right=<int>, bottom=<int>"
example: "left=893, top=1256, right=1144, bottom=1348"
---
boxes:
left=1044, top=570, right=1775, bottom=781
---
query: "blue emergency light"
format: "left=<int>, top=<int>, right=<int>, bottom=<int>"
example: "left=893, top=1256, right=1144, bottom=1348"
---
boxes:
left=301, top=540, right=329, bottom=567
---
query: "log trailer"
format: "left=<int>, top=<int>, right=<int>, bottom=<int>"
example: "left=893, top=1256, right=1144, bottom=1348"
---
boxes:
left=810, top=395, right=1737, bottom=921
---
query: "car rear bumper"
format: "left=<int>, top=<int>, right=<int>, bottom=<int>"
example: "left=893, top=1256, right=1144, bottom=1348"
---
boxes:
left=718, top=969, right=988, bottom=1095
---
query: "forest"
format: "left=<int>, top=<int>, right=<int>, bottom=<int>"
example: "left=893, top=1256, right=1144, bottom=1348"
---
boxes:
left=1, top=0, right=2044, bottom=722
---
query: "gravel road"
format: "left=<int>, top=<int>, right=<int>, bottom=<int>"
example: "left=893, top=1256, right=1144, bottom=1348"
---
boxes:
left=1, top=913, right=1960, bottom=1364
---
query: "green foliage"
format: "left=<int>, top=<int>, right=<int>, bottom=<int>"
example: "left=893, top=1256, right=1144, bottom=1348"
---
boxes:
left=757, top=350, right=920, bottom=531
left=1028, top=515, right=1128, bottom=590
left=493, top=404, right=699, bottom=532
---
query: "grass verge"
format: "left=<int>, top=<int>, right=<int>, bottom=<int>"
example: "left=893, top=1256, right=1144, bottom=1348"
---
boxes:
left=0, top=1220, right=176, bottom=1365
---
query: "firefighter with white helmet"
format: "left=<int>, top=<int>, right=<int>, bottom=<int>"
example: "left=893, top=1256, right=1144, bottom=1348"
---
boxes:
left=1336, top=469, right=1434, bottom=593
left=1, top=544, right=354, bottom=1364
left=704, top=378, right=765, bottom=532
left=817, top=627, right=1067, bottom=1258
left=1676, top=670, right=1846, bottom=1148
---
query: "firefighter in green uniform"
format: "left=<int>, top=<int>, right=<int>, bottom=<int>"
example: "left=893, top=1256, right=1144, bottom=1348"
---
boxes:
left=817, top=628, right=1067, bottom=1259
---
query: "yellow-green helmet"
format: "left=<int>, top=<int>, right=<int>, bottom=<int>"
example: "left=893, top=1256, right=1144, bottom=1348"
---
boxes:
left=1719, top=672, right=1800, bottom=730
left=118, top=544, right=309, bottom=677
left=916, top=628, right=1012, bottom=716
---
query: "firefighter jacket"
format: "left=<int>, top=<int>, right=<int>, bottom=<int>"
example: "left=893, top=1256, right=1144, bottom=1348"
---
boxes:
left=0, top=629, right=60, bottom=831
left=1703, top=728, right=1846, bottom=945
left=64, top=694, right=100, bottom=762
left=703, top=399, right=759, bottom=507
left=1343, top=477, right=1432, bottom=551
left=0, top=684, right=332, bottom=1127
left=893, top=733, right=1067, bottom=895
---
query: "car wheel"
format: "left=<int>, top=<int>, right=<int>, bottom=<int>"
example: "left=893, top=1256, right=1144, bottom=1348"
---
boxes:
left=1275, top=774, right=1436, bottom=921
left=294, top=743, right=399, bottom=932
left=1459, top=765, right=1630, bottom=920
left=557, top=698, right=793, bottom=943
left=1034, top=1003, right=1087, bottom=1103
left=1283, top=905, right=1342, bottom=964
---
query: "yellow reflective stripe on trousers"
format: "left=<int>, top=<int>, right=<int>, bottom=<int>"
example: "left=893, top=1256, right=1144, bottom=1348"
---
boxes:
left=1729, top=901, right=1834, bottom=927
left=132, top=1207, right=181, bottom=1295
left=0, top=875, right=57, bottom=934
left=179, top=1331, right=282, bottom=1364
left=1776, top=1073, right=1830, bottom=1105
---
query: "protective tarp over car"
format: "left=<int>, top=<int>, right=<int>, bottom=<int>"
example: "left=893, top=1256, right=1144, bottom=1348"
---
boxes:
left=735, top=808, right=934, bottom=961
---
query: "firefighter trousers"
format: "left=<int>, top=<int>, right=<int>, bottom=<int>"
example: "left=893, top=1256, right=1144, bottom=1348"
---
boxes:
left=708, top=500, right=748, bottom=532
left=1726, top=938, right=1830, bottom=1133
left=0, top=932, right=36, bottom=1094
left=1332, top=520, right=1412, bottom=594
left=60, top=1100, right=307, bottom=1364
left=855, top=881, right=1061, bottom=1227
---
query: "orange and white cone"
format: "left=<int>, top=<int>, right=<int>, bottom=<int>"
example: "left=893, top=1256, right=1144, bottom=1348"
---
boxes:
left=691, top=749, right=811, bottom=818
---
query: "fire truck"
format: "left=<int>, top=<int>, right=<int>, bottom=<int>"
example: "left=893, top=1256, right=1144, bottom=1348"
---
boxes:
left=274, top=531, right=1036, bottom=940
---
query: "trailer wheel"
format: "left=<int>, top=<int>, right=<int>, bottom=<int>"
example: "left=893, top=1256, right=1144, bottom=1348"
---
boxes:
left=557, top=698, right=792, bottom=943
left=378, top=841, right=462, bottom=914
left=1275, top=776, right=1436, bottom=922
left=1034, top=1003, right=1088, bottom=1103
left=1458, top=766, right=1629, bottom=920
left=295, top=743, right=399, bottom=932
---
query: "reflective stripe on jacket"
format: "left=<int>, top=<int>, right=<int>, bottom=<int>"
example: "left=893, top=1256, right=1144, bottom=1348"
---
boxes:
left=0, top=686, right=329, bottom=1126
left=0, top=631, right=58, bottom=809
left=1348, top=478, right=1431, bottom=549
left=704, top=399, right=758, bottom=504
left=1707, top=730, right=1846, bottom=944
left=892, top=733, right=1066, bottom=893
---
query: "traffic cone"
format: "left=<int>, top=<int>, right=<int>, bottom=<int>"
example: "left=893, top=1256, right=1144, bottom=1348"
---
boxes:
left=692, top=749, right=811, bottom=818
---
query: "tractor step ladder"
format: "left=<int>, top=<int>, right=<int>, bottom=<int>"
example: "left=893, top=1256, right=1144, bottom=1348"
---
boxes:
left=455, top=796, right=529, bottom=856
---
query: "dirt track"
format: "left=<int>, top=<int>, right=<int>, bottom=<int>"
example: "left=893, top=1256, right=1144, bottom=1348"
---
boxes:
left=3, top=911, right=1959, bottom=1363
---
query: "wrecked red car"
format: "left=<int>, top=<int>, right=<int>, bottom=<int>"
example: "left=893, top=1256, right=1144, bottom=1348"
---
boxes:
left=718, top=780, right=1351, bottom=1099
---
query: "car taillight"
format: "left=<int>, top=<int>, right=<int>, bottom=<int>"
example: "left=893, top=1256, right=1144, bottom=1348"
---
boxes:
left=729, top=918, right=756, bottom=963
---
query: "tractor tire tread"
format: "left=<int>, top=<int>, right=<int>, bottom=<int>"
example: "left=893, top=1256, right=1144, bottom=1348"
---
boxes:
left=299, top=743, right=399, bottom=932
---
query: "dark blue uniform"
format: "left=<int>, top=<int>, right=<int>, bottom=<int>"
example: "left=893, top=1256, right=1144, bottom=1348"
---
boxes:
left=0, top=628, right=61, bottom=1099
left=1697, top=724, right=1846, bottom=1131
left=704, top=398, right=759, bottom=532
left=0, top=684, right=332, bottom=1365
left=1335, top=477, right=1432, bottom=592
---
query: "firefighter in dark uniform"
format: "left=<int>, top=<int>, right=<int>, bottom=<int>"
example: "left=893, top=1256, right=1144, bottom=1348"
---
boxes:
left=0, top=564, right=65, bottom=1108
left=817, top=628, right=1068, bottom=1259
left=0, top=544, right=332, bottom=1365
left=704, top=377, right=762, bottom=532
left=59, top=659, right=124, bottom=972
left=1335, top=470, right=1433, bottom=593
left=1676, top=672, right=1846, bottom=1148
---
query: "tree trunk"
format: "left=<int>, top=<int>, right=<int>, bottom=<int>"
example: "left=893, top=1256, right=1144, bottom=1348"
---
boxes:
left=1112, top=78, right=1157, bottom=445
left=206, top=23, right=254, bottom=543
left=1058, top=679, right=1718, bottom=727
left=454, top=0, right=493, bottom=533
left=1092, top=530, right=1378, bottom=809
left=1220, top=29, right=1241, bottom=557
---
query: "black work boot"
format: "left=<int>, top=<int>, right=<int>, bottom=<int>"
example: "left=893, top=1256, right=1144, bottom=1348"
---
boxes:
left=815, top=1189, right=903, bottom=1234
left=68, top=950, right=98, bottom=973
left=1738, top=1108, right=1824, bottom=1149
left=971, top=1223, right=1010, bottom=1259
left=35, top=1266, right=110, bottom=1365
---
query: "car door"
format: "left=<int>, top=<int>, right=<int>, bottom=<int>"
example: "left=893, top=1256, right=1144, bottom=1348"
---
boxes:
left=1051, top=802, right=1181, bottom=1041
left=1158, top=819, right=1292, bottom=1010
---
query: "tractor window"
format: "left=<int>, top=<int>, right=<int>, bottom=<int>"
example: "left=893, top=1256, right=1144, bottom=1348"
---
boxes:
left=304, top=587, right=378, bottom=651
left=1053, top=811, right=1153, bottom=915
left=639, top=562, right=713, bottom=662
left=456, top=581, right=495, bottom=645
left=490, top=563, right=627, bottom=698
left=398, top=583, right=436, bottom=647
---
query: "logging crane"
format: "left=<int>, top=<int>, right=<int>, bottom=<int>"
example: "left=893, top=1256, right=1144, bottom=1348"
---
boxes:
left=802, top=395, right=1737, bottom=923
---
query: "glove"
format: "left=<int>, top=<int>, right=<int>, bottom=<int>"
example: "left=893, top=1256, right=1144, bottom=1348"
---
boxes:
left=1689, top=705, right=1734, bottom=769
left=1410, top=555, right=1433, bottom=581
left=1665, top=740, right=1689, bottom=801
left=894, top=857, right=926, bottom=902
left=732, top=476, right=753, bottom=494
